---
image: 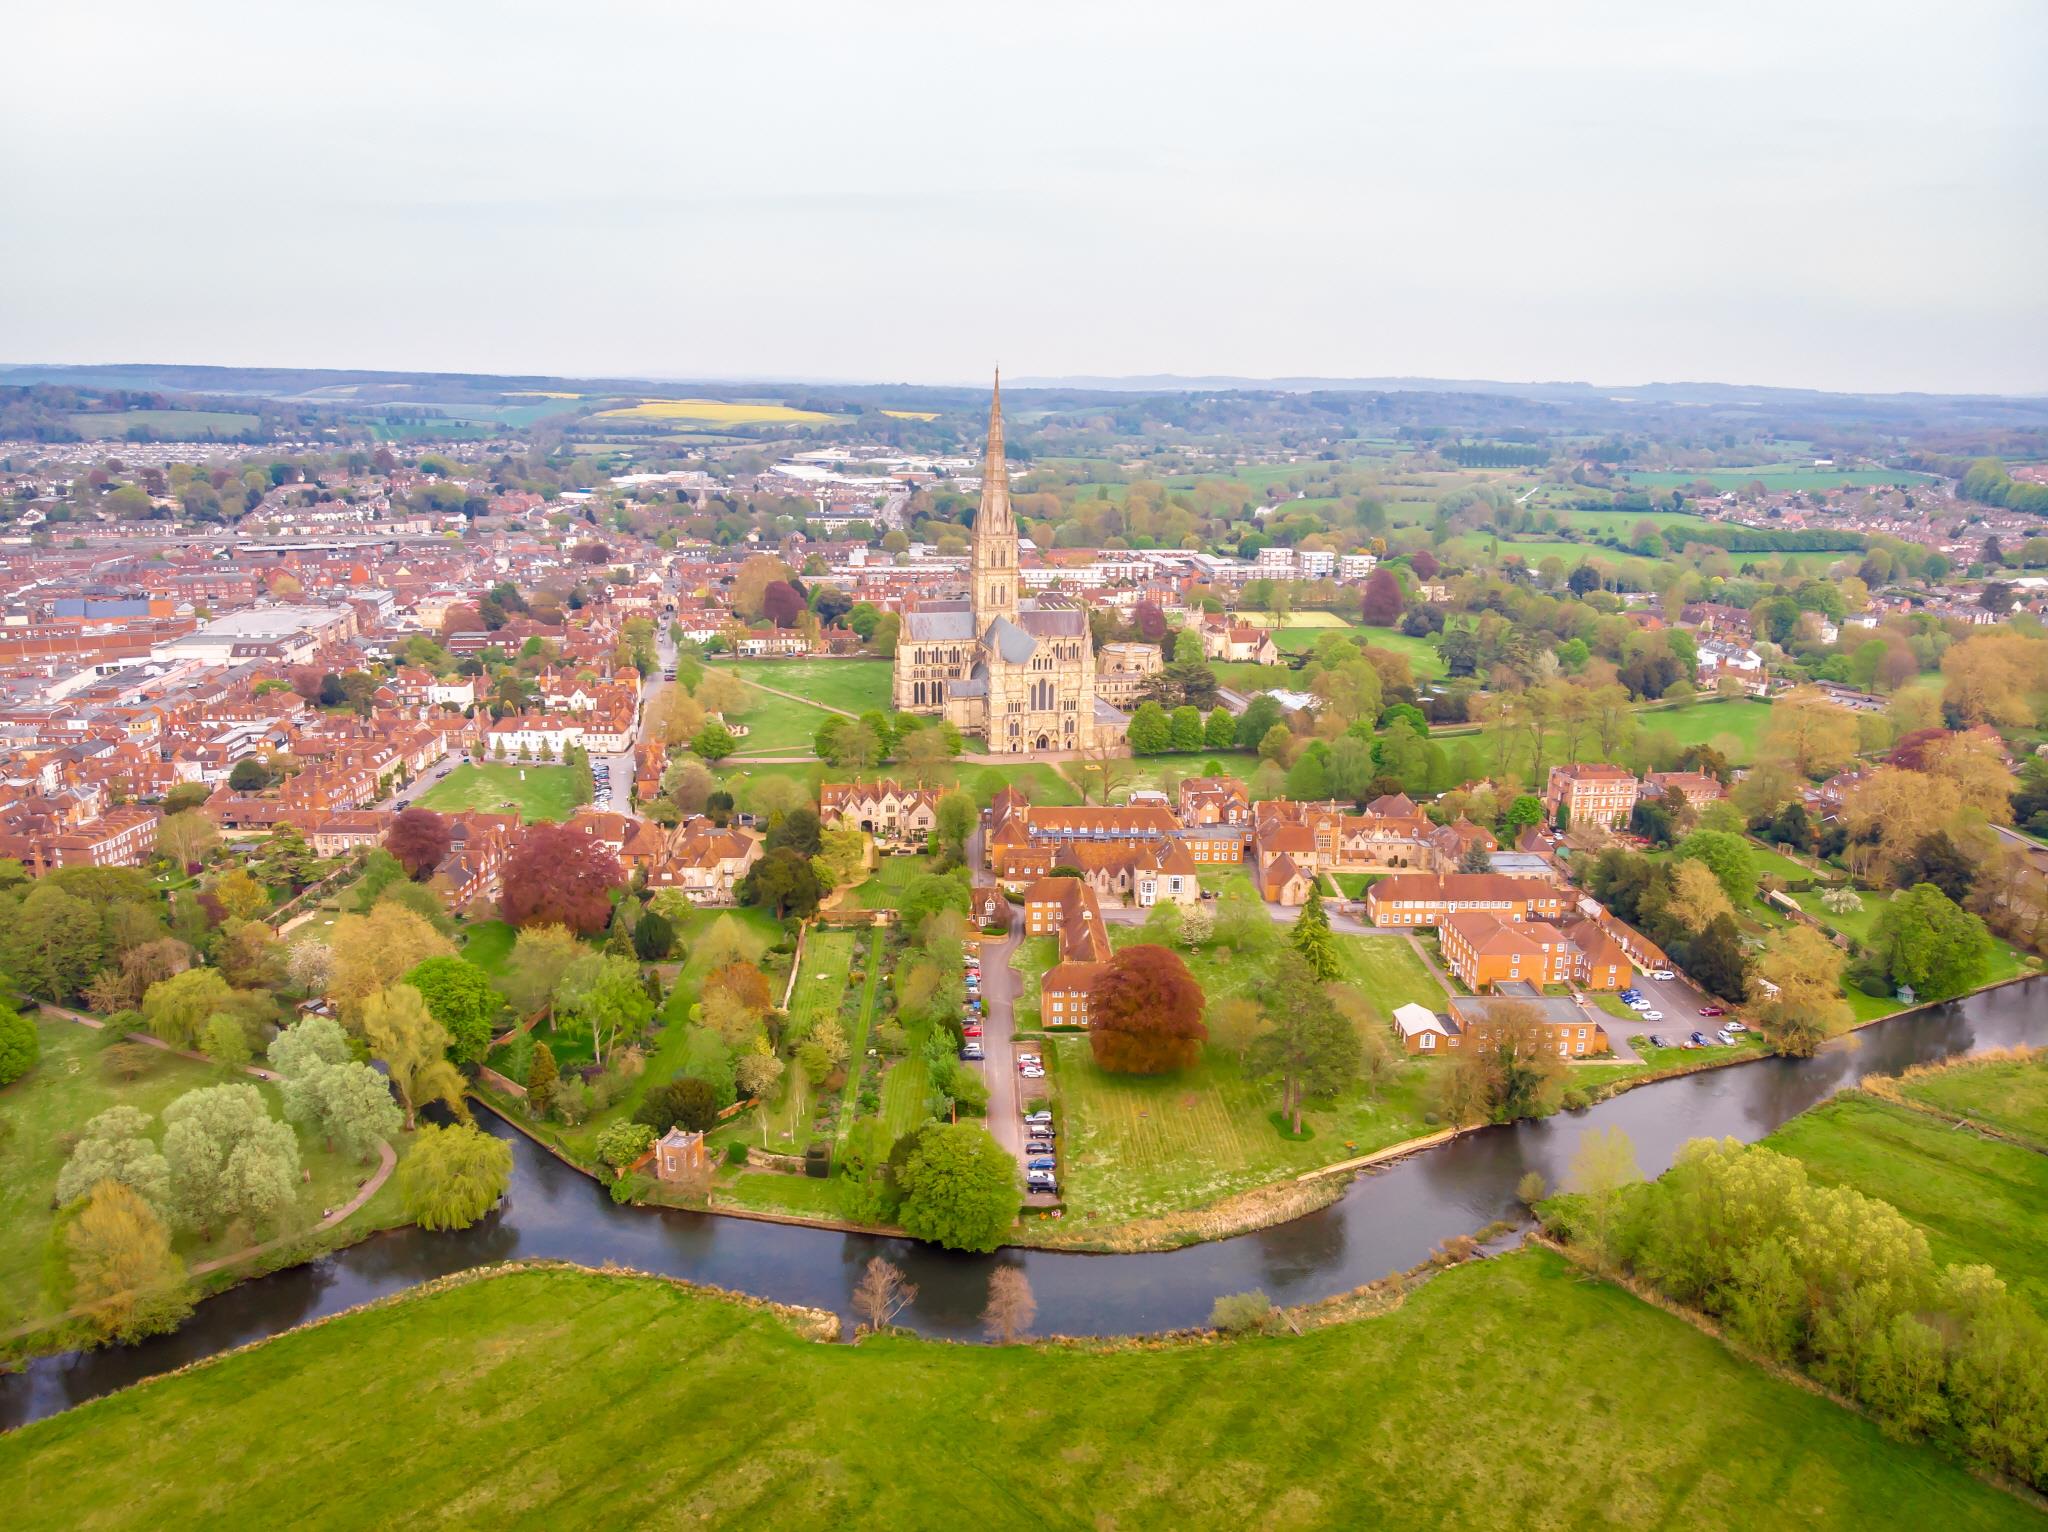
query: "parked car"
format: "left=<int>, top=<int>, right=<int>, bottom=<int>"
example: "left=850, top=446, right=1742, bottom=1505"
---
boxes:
left=1027, top=1173, right=1058, bottom=1193
left=1641, top=1010, right=1663, bottom=1022
left=1689, top=1031, right=1708, bottom=1048
left=1724, top=1020, right=1747, bottom=1033
left=1698, top=1005, right=1725, bottom=1017
left=1021, top=1067, right=1046, bottom=1080
left=962, top=1023, right=983, bottom=1037
left=1647, top=1034, right=1670, bottom=1049
left=1649, top=969, right=1675, bottom=981
left=1027, top=1157, right=1057, bottom=1171
left=959, top=1048, right=984, bottom=1062
left=1715, top=1029, right=1737, bottom=1046
left=1023, top=1111, right=1052, bottom=1125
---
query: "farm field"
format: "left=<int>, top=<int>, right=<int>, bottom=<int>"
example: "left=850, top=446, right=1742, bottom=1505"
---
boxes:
left=7, top=1255, right=2028, bottom=1532
left=1622, top=467, right=1938, bottom=492
left=723, top=659, right=893, bottom=716
left=69, top=409, right=260, bottom=437
left=1761, top=1094, right=2048, bottom=1317
left=594, top=398, right=839, bottom=426
left=1892, top=1051, right=2048, bottom=1148
left=0, top=1017, right=406, bottom=1342
left=415, top=763, right=583, bottom=821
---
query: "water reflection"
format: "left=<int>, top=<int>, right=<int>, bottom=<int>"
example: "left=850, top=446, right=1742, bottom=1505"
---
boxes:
left=5, top=980, right=2041, bottom=1429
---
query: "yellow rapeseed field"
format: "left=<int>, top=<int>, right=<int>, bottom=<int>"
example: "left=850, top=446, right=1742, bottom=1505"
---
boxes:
left=880, top=408, right=938, bottom=421
left=595, top=398, right=837, bottom=425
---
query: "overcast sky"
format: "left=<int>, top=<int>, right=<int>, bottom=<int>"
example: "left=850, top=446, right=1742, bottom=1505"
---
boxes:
left=3, top=1, right=2043, bottom=394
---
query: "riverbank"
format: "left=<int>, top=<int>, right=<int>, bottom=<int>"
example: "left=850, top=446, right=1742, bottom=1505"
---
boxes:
left=5, top=1253, right=2031, bottom=1529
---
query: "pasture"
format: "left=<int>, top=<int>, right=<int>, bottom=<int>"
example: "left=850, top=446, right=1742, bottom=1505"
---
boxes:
left=6, top=1255, right=2028, bottom=1531
left=1763, top=1093, right=2048, bottom=1317
left=1892, top=1051, right=2048, bottom=1148
left=70, top=409, right=259, bottom=437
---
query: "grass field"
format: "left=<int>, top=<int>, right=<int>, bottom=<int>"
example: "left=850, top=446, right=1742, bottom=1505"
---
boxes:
left=1353, top=625, right=1448, bottom=680
left=879, top=1054, right=932, bottom=1137
left=785, top=930, right=857, bottom=1046
left=1044, top=929, right=1449, bottom=1223
left=70, top=409, right=260, bottom=437
left=0, top=1018, right=406, bottom=1340
left=1762, top=1093, right=2048, bottom=1317
left=723, top=659, right=893, bottom=715
left=459, top=919, right=517, bottom=976
left=851, top=854, right=937, bottom=911
left=721, top=684, right=840, bottom=755
left=1234, top=610, right=1352, bottom=631
left=594, top=398, right=838, bottom=426
left=415, top=763, right=583, bottom=821
left=11, top=1257, right=2021, bottom=1530
left=1107, top=751, right=1262, bottom=794
left=1892, top=1051, right=2048, bottom=1148
left=1434, top=697, right=1774, bottom=768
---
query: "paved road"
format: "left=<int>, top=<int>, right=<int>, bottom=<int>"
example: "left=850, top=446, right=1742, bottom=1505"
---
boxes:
left=976, top=900, right=1025, bottom=1165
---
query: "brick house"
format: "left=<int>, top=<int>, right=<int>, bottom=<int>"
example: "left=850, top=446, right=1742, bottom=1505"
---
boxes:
left=1544, top=763, right=1640, bottom=830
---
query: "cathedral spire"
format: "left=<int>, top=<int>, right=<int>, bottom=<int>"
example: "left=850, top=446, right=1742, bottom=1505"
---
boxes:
left=971, top=368, right=1019, bottom=625
left=982, top=368, right=1008, bottom=502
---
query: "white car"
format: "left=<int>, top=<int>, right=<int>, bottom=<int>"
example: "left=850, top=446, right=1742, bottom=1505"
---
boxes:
left=1649, top=969, right=1675, bottom=981
left=1627, top=998, right=1651, bottom=1011
left=1642, top=1010, right=1663, bottom=1022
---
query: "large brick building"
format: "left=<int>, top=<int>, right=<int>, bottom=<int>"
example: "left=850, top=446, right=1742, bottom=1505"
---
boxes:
left=1365, top=872, right=1569, bottom=928
left=1544, top=763, right=1640, bottom=830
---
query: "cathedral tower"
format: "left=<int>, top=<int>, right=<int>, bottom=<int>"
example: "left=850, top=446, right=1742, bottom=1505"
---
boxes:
left=970, top=371, right=1020, bottom=628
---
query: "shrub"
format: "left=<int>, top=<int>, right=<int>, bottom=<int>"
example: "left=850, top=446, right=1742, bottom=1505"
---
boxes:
left=725, top=1141, right=749, bottom=1167
left=634, top=1075, right=720, bottom=1135
left=1209, top=1290, right=1276, bottom=1335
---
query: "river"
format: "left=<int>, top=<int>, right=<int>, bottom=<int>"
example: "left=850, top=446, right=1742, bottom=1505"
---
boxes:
left=4, top=978, right=2041, bottom=1430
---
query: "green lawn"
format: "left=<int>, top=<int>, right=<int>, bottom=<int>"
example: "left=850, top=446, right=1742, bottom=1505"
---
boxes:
left=1893, top=1052, right=2048, bottom=1148
left=1352, top=625, right=1449, bottom=680
left=721, top=685, right=840, bottom=756
left=459, top=919, right=517, bottom=976
left=1763, top=1094, right=2048, bottom=1317
left=415, top=763, right=584, bottom=822
left=1109, top=752, right=1262, bottom=795
left=1010, top=935, right=1059, bottom=1031
left=720, top=1170, right=851, bottom=1218
left=786, top=930, right=857, bottom=1045
left=11, top=1256, right=2027, bottom=1530
left=852, top=854, right=938, bottom=911
left=722, top=659, right=894, bottom=715
left=879, top=1055, right=932, bottom=1137
left=1434, top=697, right=1774, bottom=768
left=0, top=1018, right=406, bottom=1344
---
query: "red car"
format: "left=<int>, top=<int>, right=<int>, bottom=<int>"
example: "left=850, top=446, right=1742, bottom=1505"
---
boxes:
left=1698, top=1005, right=1725, bottom=1017
left=962, top=1023, right=983, bottom=1037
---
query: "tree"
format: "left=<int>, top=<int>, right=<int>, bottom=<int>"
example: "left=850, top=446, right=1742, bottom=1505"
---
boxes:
left=289, top=1057, right=401, bottom=1162
left=981, top=1266, right=1037, bottom=1343
left=1437, top=1000, right=1565, bottom=1124
left=595, top=1121, right=655, bottom=1172
left=1750, top=926, right=1850, bottom=1057
left=1204, top=707, right=1237, bottom=750
left=1126, top=702, right=1171, bottom=755
left=361, top=983, right=465, bottom=1130
left=384, top=809, right=453, bottom=879
left=499, top=923, right=583, bottom=1023
left=851, top=1255, right=917, bottom=1333
left=635, top=1076, right=722, bottom=1135
left=1763, top=688, right=1861, bottom=779
left=1168, top=704, right=1204, bottom=752
left=895, top=1122, right=1021, bottom=1253
left=1896, top=830, right=1977, bottom=905
left=1290, top=885, right=1340, bottom=981
left=1248, top=952, right=1362, bottom=1134
left=155, top=810, right=219, bottom=869
left=925, top=791, right=975, bottom=866
left=397, top=1122, right=512, bottom=1230
left=500, top=823, right=622, bottom=936
left=65, top=1180, right=193, bottom=1346
left=1088, top=943, right=1207, bottom=1074
left=1686, top=914, right=1750, bottom=1002
left=1675, top=830, right=1756, bottom=907
left=1663, top=859, right=1735, bottom=935
left=211, top=868, right=268, bottom=922
left=200, top=1012, right=251, bottom=1067
left=328, top=903, right=456, bottom=1024
left=6, top=881, right=102, bottom=1000
left=1871, top=884, right=1995, bottom=1002
left=399, top=956, right=500, bottom=1067
left=0, top=999, right=37, bottom=1086
left=740, top=846, right=822, bottom=919
left=56, top=1105, right=171, bottom=1211
left=140, top=967, right=235, bottom=1050
left=161, top=1083, right=300, bottom=1236
left=691, top=721, right=737, bottom=762
left=1568, top=1125, right=1641, bottom=1269
left=526, top=1042, right=559, bottom=1117
left=632, top=908, right=675, bottom=961
left=1360, top=568, right=1403, bottom=626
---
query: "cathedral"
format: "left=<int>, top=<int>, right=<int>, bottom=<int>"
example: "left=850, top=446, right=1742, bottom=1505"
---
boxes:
left=892, top=376, right=1101, bottom=753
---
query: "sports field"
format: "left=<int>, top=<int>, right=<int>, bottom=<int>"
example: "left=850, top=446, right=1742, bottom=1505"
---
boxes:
left=414, top=763, right=582, bottom=821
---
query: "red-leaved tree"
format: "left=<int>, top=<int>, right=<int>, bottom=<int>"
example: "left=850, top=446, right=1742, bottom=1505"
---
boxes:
left=1088, top=943, right=1207, bottom=1075
left=385, top=808, right=453, bottom=880
left=1360, top=568, right=1403, bottom=627
left=1410, top=549, right=1439, bottom=580
left=762, top=580, right=806, bottom=629
left=500, top=823, right=623, bottom=935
